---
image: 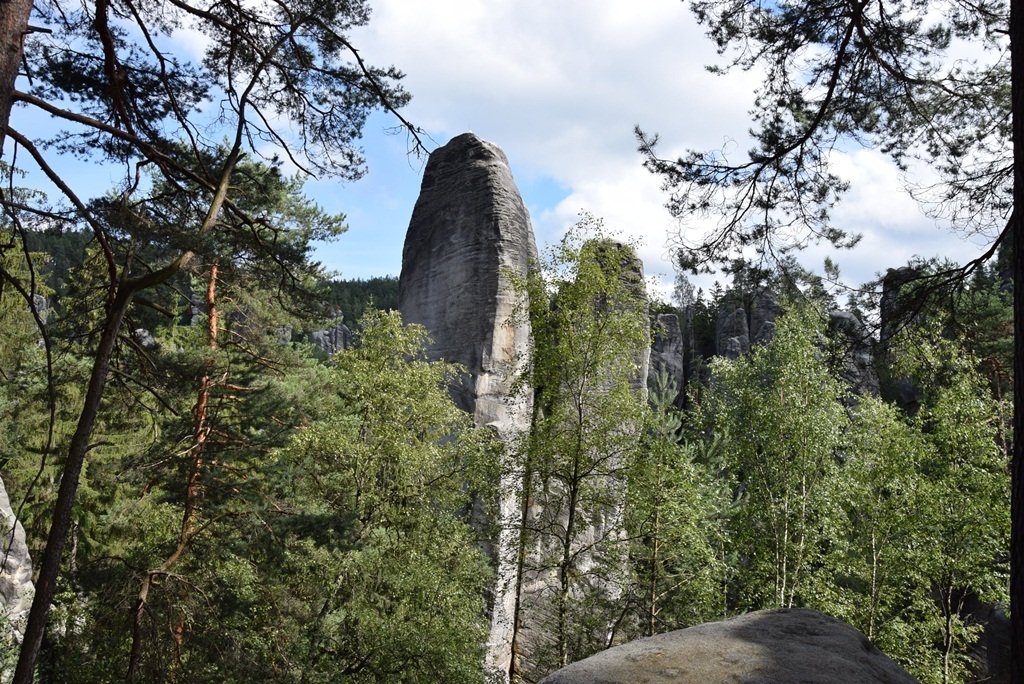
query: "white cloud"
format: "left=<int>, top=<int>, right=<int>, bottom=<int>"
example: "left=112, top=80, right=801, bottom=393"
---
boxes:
left=322, top=1, right=992, bottom=296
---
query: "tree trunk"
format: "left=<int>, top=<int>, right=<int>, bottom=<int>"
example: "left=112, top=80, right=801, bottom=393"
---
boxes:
left=0, top=0, right=31, bottom=155
left=13, top=287, right=134, bottom=684
left=126, top=260, right=219, bottom=681
left=1012, top=0, right=1024, bottom=679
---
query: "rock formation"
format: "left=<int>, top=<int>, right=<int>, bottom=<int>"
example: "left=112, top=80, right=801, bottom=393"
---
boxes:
left=828, top=310, right=880, bottom=398
left=714, top=296, right=749, bottom=360
left=537, top=608, right=920, bottom=684
left=0, top=475, right=33, bottom=675
left=714, top=290, right=782, bottom=360
left=513, top=241, right=650, bottom=679
left=309, top=315, right=353, bottom=356
left=648, top=312, right=685, bottom=406
left=398, top=132, right=538, bottom=682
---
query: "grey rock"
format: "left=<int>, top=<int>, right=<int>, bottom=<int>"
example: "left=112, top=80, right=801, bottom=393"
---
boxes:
left=750, top=292, right=783, bottom=345
left=539, top=608, right=919, bottom=684
left=132, top=328, right=159, bottom=351
left=310, top=316, right=352, bottom=356
left=399, top=132, right=537, bottom=420
left=715, top=290, right=781, bottom=360
left=31, top=294, right=47, bottom=321
left=0, top=475, right=33, bottom=670
left=649, top=313, right=685, bottom=405
left=398, top=132, right=537, bottom=682
left=715, top=299, right=749, bottom=360
left=879, top=266, right=920, bottom=349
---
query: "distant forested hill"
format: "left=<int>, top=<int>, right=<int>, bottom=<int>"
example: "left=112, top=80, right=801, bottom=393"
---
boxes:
left=323, top=276, right=399, bottom=326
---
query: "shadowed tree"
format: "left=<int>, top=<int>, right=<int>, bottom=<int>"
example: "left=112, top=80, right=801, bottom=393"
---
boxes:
left=0, top=0, right=422, bottom=679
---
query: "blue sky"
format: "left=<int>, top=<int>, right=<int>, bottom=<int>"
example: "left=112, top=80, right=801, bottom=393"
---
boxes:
left=300, top=0, right=995, bottom=300
left=8, top=0, right=996, bottom=302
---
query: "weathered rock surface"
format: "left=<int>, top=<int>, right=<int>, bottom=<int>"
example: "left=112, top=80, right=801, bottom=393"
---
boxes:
left=714, top=298, right=749, bottom=360
left=0, top=475, right=33, bottom=659
left=398, top=132, right=537, bottom=682
left=539, top=608, right=920, bottom=684
left=649, top=313, right=685, bottom=405
left=399, top=132, right=537, bottom=420
left=828, top=310, right=880, bottom=398
left=714, top=290, right=781, bottom=360
left=310, top=315, right=352, bottom=356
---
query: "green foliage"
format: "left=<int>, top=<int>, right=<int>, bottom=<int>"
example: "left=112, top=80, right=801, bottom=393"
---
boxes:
left=274, top=309, right=496, bottom=683
left=515, top=215, right=651, bottom=671
left=702, top=305, right=847, bottom=610
left=698, top=305, right=1008, bottom=683
left=625, top=370, right=727, bottom=633
left=323, top=276, right=400, bottom=327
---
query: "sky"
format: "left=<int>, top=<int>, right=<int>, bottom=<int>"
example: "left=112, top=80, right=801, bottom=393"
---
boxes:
left=300, top=0, right=997, bottom=302
left=7, top=0, right=997, bottom=303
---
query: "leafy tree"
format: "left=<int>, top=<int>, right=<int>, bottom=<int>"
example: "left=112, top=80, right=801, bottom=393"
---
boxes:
left=624, top=370, right=726, bottom=635
left=510, top=217, right=650, bottom=678
left=0, top=0, right=420, bottom=676
left=637, top=2, right=1024, bottom=671
left=701, top=305, right=847, bottom=610
left=272, top=309, right=496, bottom=683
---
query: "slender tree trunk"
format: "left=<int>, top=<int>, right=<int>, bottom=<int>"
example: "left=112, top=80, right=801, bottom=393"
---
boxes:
left=126, top=261, right=219, bottom=681
left=0, top=0, right=31, bottom=156
left=647, top=508, right=660, bottom=637
left=557, top=450, right=582, bottom=668
left=508, top=453, right=534, bottom=684
left=1012, top=0, right=1024, bottom=679
left=13, top=287, right=134, bottom=684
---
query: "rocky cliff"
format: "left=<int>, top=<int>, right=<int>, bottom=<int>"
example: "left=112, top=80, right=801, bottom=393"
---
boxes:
left=398, top=132, right=538, bottom=681
left=0, top=475, right=33, bottom=676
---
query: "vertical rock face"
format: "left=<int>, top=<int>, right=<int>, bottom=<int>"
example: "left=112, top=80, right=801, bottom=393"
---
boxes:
left=649, top=313, right=685, bottom=404
left=399, top=132, right=537, bottom=422
left=715, top=297, right=749, bottom=360
left=398, top=133, right=538, bottom=682
left=714, top=290, right=780, bottom=360
left=828, top=310, right=880, bottom=398
left=0, top=475, right=33, bottom=676
left=309, top=315, right=353, bottom=357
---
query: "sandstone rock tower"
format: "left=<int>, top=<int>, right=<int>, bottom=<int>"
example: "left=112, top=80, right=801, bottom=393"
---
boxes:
left=398, top=132, right=538, bottom=681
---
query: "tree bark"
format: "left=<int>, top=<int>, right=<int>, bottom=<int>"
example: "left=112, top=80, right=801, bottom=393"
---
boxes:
left=126, top=260, right=219, bottom=681
left=0, top=0, right=31, bottom=155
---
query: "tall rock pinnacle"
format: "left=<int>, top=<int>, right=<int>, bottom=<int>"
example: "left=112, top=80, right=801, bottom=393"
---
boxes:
left=399, top=132, right=537, bottom=424
left=398, top=132, right=538, bottom=682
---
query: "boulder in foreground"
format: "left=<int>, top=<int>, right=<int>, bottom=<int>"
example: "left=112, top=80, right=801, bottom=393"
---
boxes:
left=539, top=608, right=919, bottom=684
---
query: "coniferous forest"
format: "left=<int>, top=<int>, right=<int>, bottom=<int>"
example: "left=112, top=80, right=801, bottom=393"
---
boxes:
left=1, top=221, right=1014, bottom=683
left=0, top=0, right=1021, bottom=683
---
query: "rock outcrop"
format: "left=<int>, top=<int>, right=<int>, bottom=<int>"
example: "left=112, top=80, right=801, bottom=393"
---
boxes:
left=714, top=290, right=781, bottom=360
left=0, top=475, right=33, bottom=673
left=309, top=315, right=353, bottom=356
left=649, top=313, right=685, bottom=406
left=538, top=608, right=920, bottom=684
left=828, top=310, right=880, bottom=398
left=398, top=132, right=537, bottom=682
